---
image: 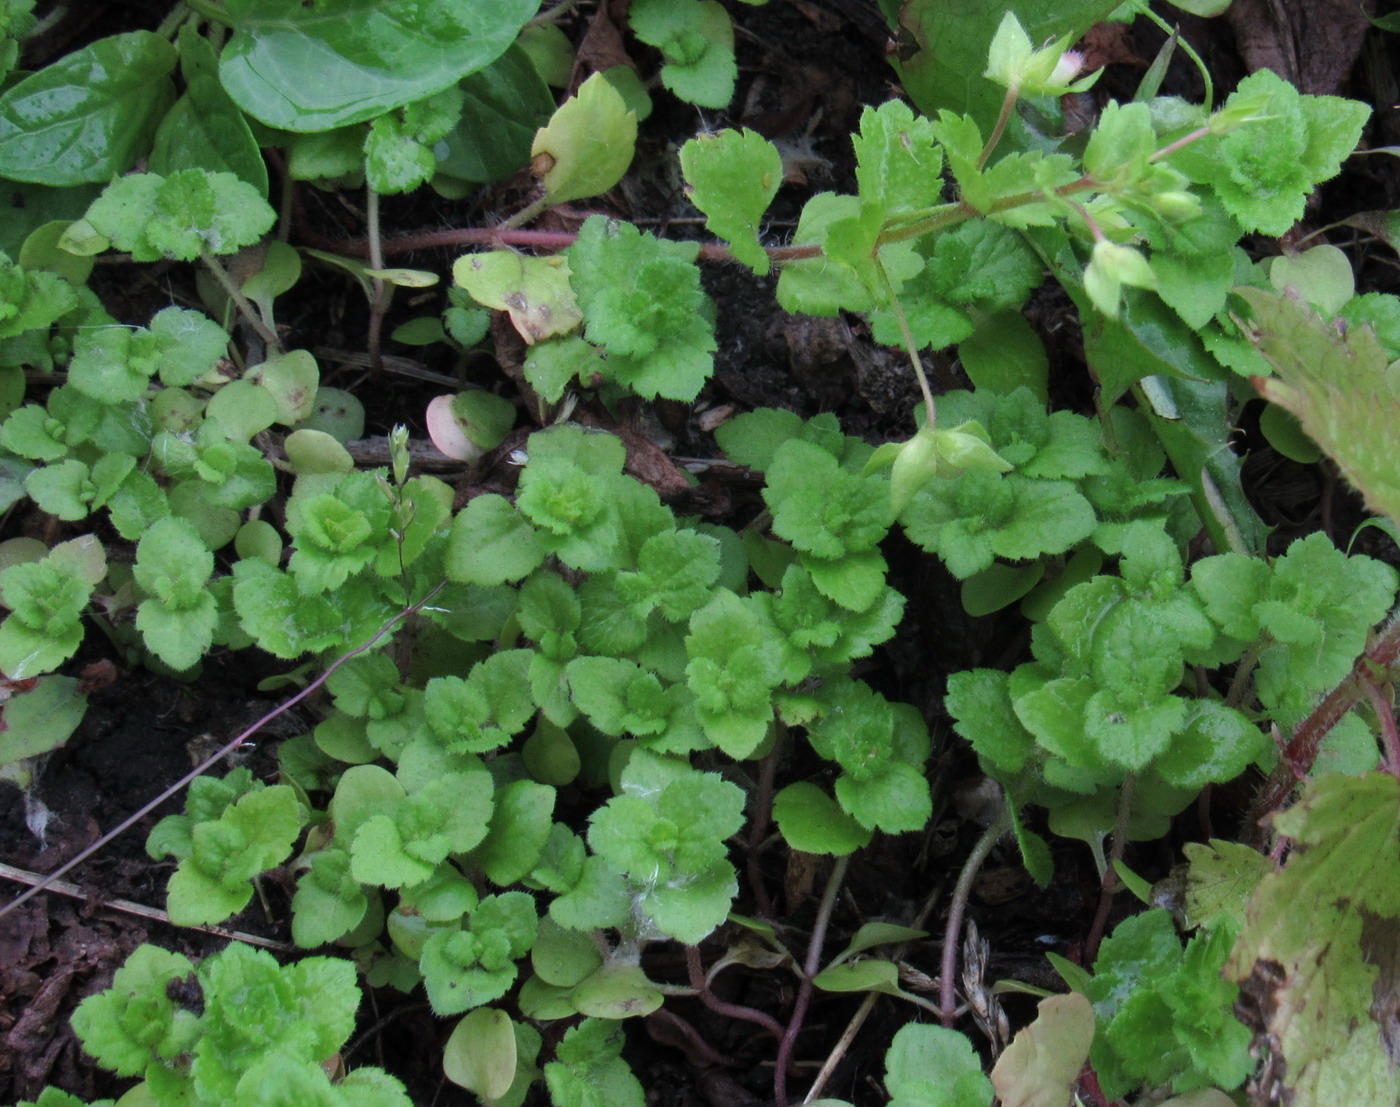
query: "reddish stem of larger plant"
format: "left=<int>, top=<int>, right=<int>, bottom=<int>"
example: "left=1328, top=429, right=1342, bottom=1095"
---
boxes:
left=296, top=224, right=823, bottom=265
left=0, top=584, right=444, bottom=922
left=1248, top=614, right=1400, bottom=834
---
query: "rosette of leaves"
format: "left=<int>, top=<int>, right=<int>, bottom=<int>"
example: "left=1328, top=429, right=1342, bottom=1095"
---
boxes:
left=586, top=749, right=745, bottom=944
left=70, top=941, right=411, bottom=1106
left=133, top=517, right=217, bottom=670
left=683, top=588, right=787, bottom=758
left=1191, top=532, right=1399, bottom=731
left=564, top=216, right=717, bottom=401
left=544, top=1018, right=645, bottom=1107
left=78, top=168, right=276, bottom=262
left=147, top=767, right=304, bottom=925
left=805, top=677, right=933, bottom=834
left=1009, top=523, right=1260, bottom=786
left=0, top=534, right=105, bottom=678
left=1081, top=909, right=1252, bottom=1099
left=1172, top=68, right=1370, bottom=238
left=286, top=468, right=396, bottom=593
left=419, top=891, right=539, bottom=1015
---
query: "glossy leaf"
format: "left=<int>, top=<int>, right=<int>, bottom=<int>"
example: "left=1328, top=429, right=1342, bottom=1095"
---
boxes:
left=149, top=26, right=268, bottom=195
left=0, top=31, right=176, bottom=185
left=218, top=0, right=536, bottom=131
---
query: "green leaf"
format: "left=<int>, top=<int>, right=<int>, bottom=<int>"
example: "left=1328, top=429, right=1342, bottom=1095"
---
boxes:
left=772, top=782, right=873, bottom=856
left=1242, top=287, right=1400, bottom=532
left=0, top=541, right=100, bottom=678
left=364, top=85, right=466, bottom=193
left=438, top=44, right=555, bottom=184
left=0, top=675, right=86, bottom=764
left=884, top=1023, right=995, bottom=1107
left=945, top=669, right=1037, bottom=774
left=853, top=99, right=944, bottom=216
left=291, top=848, right=369, bottom=947
left=219, top=0, right=536, bottom=131
left=134, top=517, right=216, bottom=670
left=1208, top=69, right=1369, bottom=236
left=84, top=169, right=276, bottom=262
left=685, top=589, right=783, bottom=758
left=474, top=779, right=556, bottom=886
left=70, top=944, right=197, bottom=1078
left=442, top=1008, right=519, bottom=1101
left=1181, top=839, right=1273, bottom=934
left=679, top=128, right=782, bottom=273
left=545, top=1019, right=645, bottom=1107
left=0, top=31, right=177, bottom=185
left=166, top=784, right=303, bottom=926
left=149, top=25, right=268, bottom=195
left=531, top=72, right=638, bottom=205
left=446, top=493, right=546, bottom=586
left=453, top=250, right=581, bottom=344
left=630, top=0, right=737, bottom=109
left=566, top=216, right=716, bottom=400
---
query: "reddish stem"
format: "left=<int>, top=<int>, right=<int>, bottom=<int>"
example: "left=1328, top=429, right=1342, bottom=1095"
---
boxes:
left=774, top=854, right=848, bottom=1107
left=1362, top=677, right=1400, bottom=780
left=1249, top=614, right=1400, bottom=834
left=295, top=224, right=822, bottom=265
left=685, top=945, right=785, bottom=1039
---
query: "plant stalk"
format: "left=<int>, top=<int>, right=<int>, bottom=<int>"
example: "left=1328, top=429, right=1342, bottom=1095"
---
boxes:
left=774, top=854, right=849, bottom=1107
left=941, top=807, right=1011, bottom=1026
left=200, top=250, right=283, bottom=354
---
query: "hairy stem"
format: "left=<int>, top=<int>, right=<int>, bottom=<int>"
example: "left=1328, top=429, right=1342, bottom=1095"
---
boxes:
left=200, top=250, right=283, bottom=353
left=1362, top=676, right=1400, bottom=780
left=941, top=807, right=1011, bottom=1026
left=774, top=854, right=849, bottom=1107
left=1249, top=613, right=1400, bottom=835
left=876, top=258, right=937, bottom=427
left=979, top=86, right=1020, bottom=171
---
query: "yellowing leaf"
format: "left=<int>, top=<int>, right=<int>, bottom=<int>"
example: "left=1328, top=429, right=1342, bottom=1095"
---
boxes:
left=1240, top=287, right=1400, bottom=530
left=453, top=250, right=581, bottom=343
left=990, top=992, right=1094, bottom=1107
left=531, top=72, right=637, bottom=205
left=1226, top=772, right=1400, bottom=1105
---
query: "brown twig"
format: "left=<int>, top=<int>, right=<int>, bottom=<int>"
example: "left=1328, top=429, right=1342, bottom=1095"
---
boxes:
left=0, top=584, right=444, bottom=922
left=0, top=860, right=296, bottom=952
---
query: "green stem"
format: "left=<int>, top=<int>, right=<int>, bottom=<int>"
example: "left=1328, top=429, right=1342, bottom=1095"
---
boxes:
left=530, top=0, right=581, bottom=26
left=200, top=250, right=283, bottom=353
left=503, top=194, right=552, bottom=231
left=875, top=257, right=937, bottom=427
left=940, top=807, right=1011, bottom=1026
left=1135, top=6, right=1214, bottom=112
left=1085, top=774, right=1136, bottom=964
left=183, top=0, right=232, bottom=24
left=979, top=85, right=1020, bottom=171
left=366, top=185, right=390, bottom=372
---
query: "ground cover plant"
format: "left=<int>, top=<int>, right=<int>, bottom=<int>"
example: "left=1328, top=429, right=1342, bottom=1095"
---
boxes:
left=1, top=1, right=1400, bottom=1105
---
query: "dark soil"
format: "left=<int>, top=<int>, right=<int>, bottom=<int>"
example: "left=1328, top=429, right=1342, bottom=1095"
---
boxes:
left=5, top=1, right=1400, bottom=1105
